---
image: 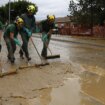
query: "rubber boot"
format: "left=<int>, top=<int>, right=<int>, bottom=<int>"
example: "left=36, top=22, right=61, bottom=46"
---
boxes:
left=19, top=50, right=24, bottom=59
left=27, top=56, right=31, bottom=61
left=10, top=57, right=15, bottom=64
left=0, top=44, right=1, bottom=52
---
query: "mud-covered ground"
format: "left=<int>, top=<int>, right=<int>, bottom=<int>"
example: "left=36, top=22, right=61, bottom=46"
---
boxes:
left=0, top=34, right=105, bottom=105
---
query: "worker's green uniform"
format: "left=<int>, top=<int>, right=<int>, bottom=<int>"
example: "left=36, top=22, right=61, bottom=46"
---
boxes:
left=0, top=21, right=3, bottom=52
left=41, top=19, right=55, bottom=58
left=0, top=21, right=3, bottom=30
left=3, top=23, right=18, bottom=63
left=19, top=13, right=36, bottom=60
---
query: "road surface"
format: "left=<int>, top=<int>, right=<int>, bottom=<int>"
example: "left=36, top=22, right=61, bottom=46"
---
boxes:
left=0, top=34, right=105, bottom=105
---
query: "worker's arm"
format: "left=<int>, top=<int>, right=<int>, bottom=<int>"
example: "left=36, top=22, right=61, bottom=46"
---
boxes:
left=23, top=27, right=32, bottom=37
left=10, top=32, right=21, bottom=46
left=10, top=32, right=14, bottom=39
left=47, top=29, right=53, bottom=36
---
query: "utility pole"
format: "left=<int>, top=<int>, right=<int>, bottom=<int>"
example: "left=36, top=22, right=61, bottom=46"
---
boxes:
left=90, top=0, right=93, bottom=35
left=9, top=0, right=11, bottom=24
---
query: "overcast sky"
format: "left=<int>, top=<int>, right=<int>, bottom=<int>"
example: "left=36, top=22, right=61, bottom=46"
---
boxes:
left=0, top=0, right=74, bottom=20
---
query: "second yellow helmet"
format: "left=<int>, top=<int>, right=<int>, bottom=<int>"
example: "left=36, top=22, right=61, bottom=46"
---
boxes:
left=27, top=4, right=38, bottom=14
left=47, top=15, right=55, bottom=21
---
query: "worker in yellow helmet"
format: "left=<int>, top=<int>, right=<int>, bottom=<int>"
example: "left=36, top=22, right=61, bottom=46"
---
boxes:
left=40, top=15, right=57, bottom=60
left=19, top=4, right=38, bottom=61
left=3, top=17, right=24, bottom=63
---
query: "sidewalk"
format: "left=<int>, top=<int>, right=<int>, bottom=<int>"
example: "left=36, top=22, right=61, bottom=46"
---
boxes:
left=33, top=34, right=105, bottom=47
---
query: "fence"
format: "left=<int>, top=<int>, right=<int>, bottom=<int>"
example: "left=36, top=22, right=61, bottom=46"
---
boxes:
left=58, top=25, right=105, bottom=38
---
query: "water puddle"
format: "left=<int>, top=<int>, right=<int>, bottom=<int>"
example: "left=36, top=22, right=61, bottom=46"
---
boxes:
left=49, top=78, right=81, bottom=105
left=28, top=75, right=105, bottom=105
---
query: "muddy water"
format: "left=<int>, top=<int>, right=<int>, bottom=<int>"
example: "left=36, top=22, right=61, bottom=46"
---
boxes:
left=80, top=70, right=105, bottom=105
left=28, top=75, right=105, bottom=105
left=49, top=78, right=81, bottom=105
left=49, top=39, right=105, bottom=104
left=47, top=37, right=105, bottom=68
left=27, top=78, right=81, bottom=105
left=41, top=39, right=105, bottom=105
left=0, top=36, right=105, bottom=105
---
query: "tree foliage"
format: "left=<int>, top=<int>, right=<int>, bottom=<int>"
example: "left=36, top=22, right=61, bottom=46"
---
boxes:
left=0, top=0, right=37, bottom=23
left=69, top=0, right=105, bottom=26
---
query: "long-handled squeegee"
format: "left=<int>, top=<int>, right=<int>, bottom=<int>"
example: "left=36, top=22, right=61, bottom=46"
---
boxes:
left=45, top=42, right=60, bottom=59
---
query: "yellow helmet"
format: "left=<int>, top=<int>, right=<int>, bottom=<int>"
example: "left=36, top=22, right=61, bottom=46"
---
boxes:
left=27, top=4, right=37, bottom=14
left=16, top=17, right=24, bottom=25
left=47, top=15, right=55, bottom=21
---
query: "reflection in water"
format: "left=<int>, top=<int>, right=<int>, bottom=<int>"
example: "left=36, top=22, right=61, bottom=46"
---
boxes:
left=38, top=73, right=105, bottom=105
left=28, top=78, right=81, bottom=105
left=49, top=78, right=81, bottom=105
left=28, top=75, right=105, bottom=105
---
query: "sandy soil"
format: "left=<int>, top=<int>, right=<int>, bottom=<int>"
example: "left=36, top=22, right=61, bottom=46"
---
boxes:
left=0, top=60, right=76, bottom=105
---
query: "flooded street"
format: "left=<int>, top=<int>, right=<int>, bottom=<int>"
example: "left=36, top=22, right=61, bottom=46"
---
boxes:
left=0, top=34, right=105, bottom=105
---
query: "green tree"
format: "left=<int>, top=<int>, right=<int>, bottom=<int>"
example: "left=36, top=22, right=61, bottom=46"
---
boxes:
left=69, top=0, right=105, bottom=26
left=0, top=0, right=37, bottom=23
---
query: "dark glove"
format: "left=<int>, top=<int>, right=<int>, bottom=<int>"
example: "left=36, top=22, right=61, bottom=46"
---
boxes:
left=0, top=44, right=1, bottom=52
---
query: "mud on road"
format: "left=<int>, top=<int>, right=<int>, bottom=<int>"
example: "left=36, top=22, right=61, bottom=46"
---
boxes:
left=0, top=60, right=76, bottom=105
left=1, top=35, right=105, bottom=105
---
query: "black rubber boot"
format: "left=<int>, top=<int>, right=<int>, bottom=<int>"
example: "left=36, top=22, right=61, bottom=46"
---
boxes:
left=7, top=54, right=11, bottom=60
left=20, top=54, right=24, bottom=59
left=19, top=50, right=24, bottom=59
left=0, top=44, right=1, bottom=52
left=10, top=57, right=15, bottom=64
left=27, top=57, right=31, bottom=61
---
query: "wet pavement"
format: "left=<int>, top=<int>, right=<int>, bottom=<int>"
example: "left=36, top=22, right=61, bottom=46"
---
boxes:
left=27, top=76, right=105, bottom=105
left=34, top=34, right=105, bottom=47
left=0, top=33, right=105, bottom=105
left=34, top=34, right=105, bottom=105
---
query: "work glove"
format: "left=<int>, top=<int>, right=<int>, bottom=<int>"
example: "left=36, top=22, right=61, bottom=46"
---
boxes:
left=42, top=33, right=48, bottom=42
left=23, top=27, right=32, bottom=37
left=14, top=38, right=21, bottom=46
left=0, top=44, right=1, bottom=52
